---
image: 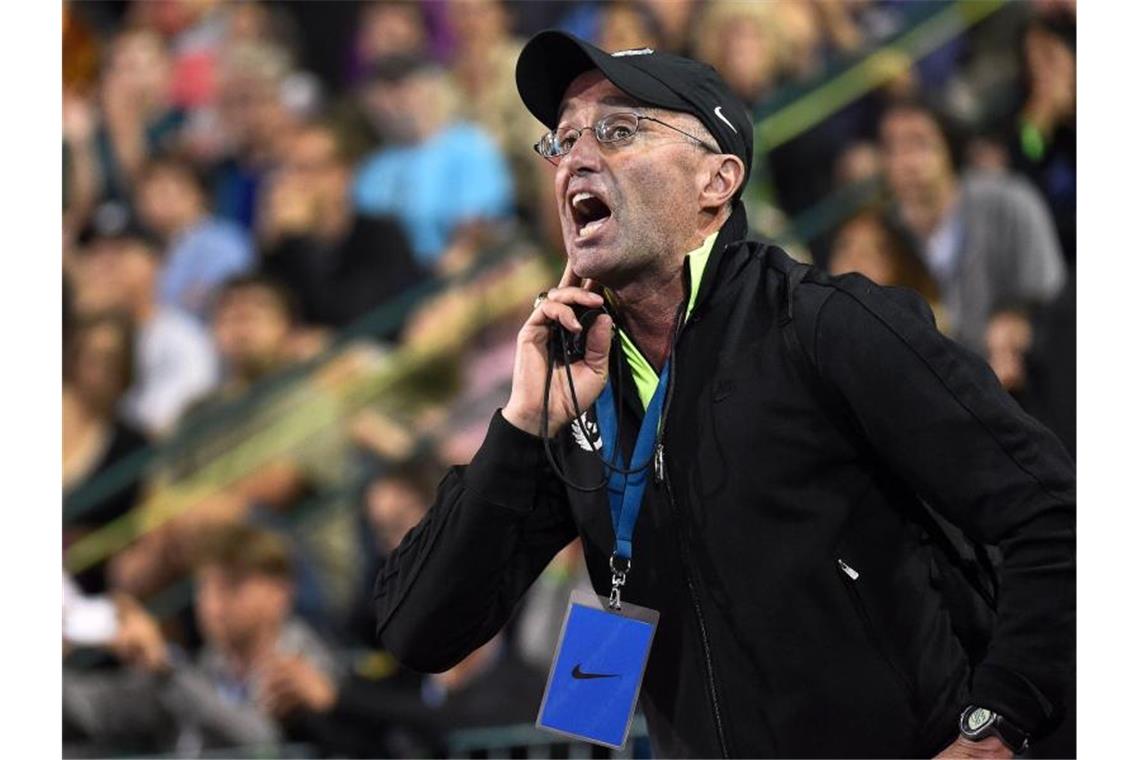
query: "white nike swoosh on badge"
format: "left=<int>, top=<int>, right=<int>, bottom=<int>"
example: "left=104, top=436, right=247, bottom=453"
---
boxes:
left=714, top=106, right=738, bottom=133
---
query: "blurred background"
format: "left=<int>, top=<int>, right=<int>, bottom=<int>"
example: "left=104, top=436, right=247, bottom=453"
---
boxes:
left=61, top=0, right=1076, bottom=757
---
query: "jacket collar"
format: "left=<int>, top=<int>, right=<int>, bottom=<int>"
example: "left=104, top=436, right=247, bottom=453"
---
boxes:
left=687, top=200, right=750, bottom=319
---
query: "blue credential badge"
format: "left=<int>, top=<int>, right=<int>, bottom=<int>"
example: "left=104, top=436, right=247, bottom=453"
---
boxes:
left=535, top=589, right=659, bottom=749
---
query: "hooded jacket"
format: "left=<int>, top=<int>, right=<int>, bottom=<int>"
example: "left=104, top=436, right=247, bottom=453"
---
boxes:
left=373, top=210, right=1075, bottom=757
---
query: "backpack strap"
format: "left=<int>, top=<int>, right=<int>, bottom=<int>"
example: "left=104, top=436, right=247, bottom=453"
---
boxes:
left=777, top=261, right=860, bottom=436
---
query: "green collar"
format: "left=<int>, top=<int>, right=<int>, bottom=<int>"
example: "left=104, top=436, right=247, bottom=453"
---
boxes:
left=616, top=230, right=718, bottom=410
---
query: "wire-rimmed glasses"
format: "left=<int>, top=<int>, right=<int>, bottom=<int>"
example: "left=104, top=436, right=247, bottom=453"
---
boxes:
left=533, top=112, right=718, bottom=165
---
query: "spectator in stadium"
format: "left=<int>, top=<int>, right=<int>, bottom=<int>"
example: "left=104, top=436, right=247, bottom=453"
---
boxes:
left=352, top=1, right=428, bottom=82
left=257, top=459, right=545, bottom=756
left=206, top=41, right=300, bottom=230
left=827, top=208, right=944, bottom=330
left=136, top=155, right=255, bottom=321
left=109, top=274, right=361, bottom=627
left=879, top=98, right=1066, bottom=360
left=340, top=456, right=447, bottom=647
left=639, top=0, right=699, bottom=55
left=91, top=28, right=184, bottom=204
left=693, top=0, right=780, bottom=110
left=833, top=139, right=883, bottom=190
left=446, top=0, right=549, bottom=229
left=268, top=633, right=544, bottom=757
left=71, top=206, right=218, bottom=437
left=63, top=92, right=101, bottom=245
left=760, top=2, right=893, bottom=220
left=63, top=312, right=150, bottom=595
left=259, top=122, right=426, bottom=334
left=62, top=574, right=168, bottom=673
left=597, top=0, right=664, bottom=53
left=354, top=53, right=515, bottom=272
left=65, top=525, right=341, bottom=754
left=1010, top=14, right=1076, bottom=262
left=771, top=0, right=827, bottom=84
left=208, top=274, right=301, bottom=394
left=323, top=1, right=430, bottom=163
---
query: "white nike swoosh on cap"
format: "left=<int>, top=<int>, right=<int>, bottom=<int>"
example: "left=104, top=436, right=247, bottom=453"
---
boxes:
left=714, top=106, right=738, bottom=133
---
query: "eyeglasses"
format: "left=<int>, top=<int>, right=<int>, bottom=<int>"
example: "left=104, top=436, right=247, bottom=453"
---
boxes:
left=533, top=111, right=719, bottom=165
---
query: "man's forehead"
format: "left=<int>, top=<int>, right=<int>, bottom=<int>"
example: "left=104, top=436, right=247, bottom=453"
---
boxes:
left=556, top=70, right=645, bottom=122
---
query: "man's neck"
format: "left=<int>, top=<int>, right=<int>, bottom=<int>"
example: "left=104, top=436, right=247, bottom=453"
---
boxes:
left=611, top=211, right=728, bottom=371
left=611, top=265, right=685, bottom=372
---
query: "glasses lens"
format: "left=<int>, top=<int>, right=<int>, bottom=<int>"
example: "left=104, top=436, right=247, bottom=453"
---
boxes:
left=537, top=132, right=557, bottom=157
left=554, top=127, right=580, bottom=155
left=597, top=113, right=640, bottom=143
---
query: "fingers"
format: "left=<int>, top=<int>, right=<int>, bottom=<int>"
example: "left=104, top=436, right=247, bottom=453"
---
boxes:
left=556, top=262, right=606, bottom=295
left=545, top=286, right=605, bottom=308
left=525, top=287, right=605, bottom=331
left=557, top=260, right=581, bottom=288
left=533, top=300, right=582, bottom=333
left=583, top=314, right=614, bottom=372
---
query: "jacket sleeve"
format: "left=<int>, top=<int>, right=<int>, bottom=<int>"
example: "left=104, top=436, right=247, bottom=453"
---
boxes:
left=372, top=410, right=578, bottom=672
left=801, top=275, right=1075, bottom=739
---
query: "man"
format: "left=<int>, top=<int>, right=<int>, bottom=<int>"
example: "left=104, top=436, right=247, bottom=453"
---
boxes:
left=206, top=41, right=299, bottom=230
left=373, top=32, right=1075, bottom=758
left=72, top=204, right=218, bottom=437
left=879, top=98, right=1066, bottom=363
left=353, top=53, right=515, bottom=271
left=64, top=525, right=340, bottom=753
left=260, top=121, right=426, bottom=335
left=136, top=155, right=254, bottom=321
left=208, top=273, right=299, bottom=393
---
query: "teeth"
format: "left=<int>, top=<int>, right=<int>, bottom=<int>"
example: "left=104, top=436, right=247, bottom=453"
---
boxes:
left=571, top=192, right=595, bottom=212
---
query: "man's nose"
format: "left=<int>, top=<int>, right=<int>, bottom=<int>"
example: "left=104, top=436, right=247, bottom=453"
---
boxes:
left=561, top=129, right=604, bottom=175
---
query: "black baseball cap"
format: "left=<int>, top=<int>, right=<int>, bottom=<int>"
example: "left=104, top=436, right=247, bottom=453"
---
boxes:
left=515, top=30, right=753, bottom=193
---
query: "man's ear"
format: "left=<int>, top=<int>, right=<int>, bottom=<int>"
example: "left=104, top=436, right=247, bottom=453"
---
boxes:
left=698, top=154, right=746, bottom=211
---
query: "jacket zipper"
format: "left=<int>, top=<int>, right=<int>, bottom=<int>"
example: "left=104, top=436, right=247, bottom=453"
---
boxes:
left=649, top=282, right=728, bottom=755
left=835, top=558, right=918, bottom=707
left=663, top=469, right=730, bottom=757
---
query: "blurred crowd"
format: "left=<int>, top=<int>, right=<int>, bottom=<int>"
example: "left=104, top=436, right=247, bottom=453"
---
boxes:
left=61, top=1, right=1076, bottom=756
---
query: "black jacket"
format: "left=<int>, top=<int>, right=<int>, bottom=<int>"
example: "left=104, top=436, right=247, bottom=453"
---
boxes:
left=373, top=224, right=1075, bottom=757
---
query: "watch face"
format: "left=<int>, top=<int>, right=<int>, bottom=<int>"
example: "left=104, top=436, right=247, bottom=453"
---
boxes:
left=966, top=708, right=994, bottom=732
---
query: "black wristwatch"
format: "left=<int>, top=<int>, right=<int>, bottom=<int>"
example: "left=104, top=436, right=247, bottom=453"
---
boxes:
left=959, top=705, right=1029, bottom=754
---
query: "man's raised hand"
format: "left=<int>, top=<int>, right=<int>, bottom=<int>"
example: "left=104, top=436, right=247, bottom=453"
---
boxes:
left=502, top=263, right=613, bottom=437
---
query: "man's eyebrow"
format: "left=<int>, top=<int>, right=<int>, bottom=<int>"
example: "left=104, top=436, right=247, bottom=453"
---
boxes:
left=556, top=94, right=645, bottom=124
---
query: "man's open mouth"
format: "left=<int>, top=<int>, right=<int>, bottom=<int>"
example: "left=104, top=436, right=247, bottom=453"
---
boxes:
left=570, top=191, right=613, bottom=239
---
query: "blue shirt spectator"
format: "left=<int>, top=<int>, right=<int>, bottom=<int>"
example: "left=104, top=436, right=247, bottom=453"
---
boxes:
left=158, top=217, right=254, bottom=320
left=354, top=121, right=514, bottom=267
left=137, top=156, right=255, bottom=320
